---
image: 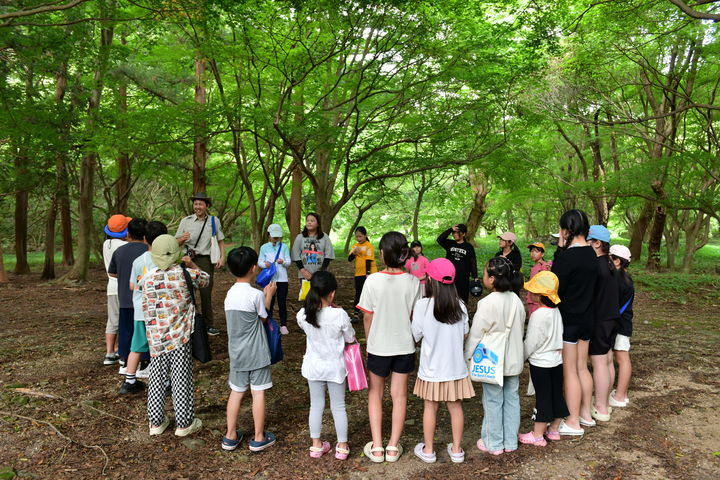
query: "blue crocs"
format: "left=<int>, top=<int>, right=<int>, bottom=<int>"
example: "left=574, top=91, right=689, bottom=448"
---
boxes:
left=248, top=431, right=277, bottom=452
left=221, top=429, right=243, bottom=451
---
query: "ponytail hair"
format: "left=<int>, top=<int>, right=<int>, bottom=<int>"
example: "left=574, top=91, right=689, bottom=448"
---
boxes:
left=379, top=231, right=410, bottom=268
left=486, top=256, right=515, bottom=292
left=303, top=271, right=338, bottom=328
left=559, top=209, right=590, bottom=242
left=425, top=278, right=464, bottom=325
left=595, top=240, right=614, bottom=274
left=611, top=256, right=633, bottom=287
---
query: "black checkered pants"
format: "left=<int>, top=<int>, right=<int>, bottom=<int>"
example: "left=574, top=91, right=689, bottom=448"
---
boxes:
left=147, top=342, right=194, bottom=428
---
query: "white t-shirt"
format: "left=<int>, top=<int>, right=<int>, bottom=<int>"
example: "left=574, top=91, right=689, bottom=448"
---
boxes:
left=103, top=238, right=127, bottom=295
left=296, top=306, right=356, bottom=383
left=224, top=282, right=267, bottom=317
left=524, top=306, right=563, bottom=368
left=357, top=271, right=421, bottom=356
left=131, top=252, right=157, bottom=321
left=412, top=298, right=469, bottom=382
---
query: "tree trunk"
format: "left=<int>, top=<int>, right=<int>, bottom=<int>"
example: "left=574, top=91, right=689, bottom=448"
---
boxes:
left=289, top=163, right=302, bottom=240
left=193, top=55, right=207, bottom=194
left=663, top=212, right=681, bottom=270
left=54, top=61, right=74, bottom=267
left=58, top=157, right=74, bottom=266
left=506, top=209, right=515, bottom=233
left=14, top=153, right=31, bottom=274
left=41, top=196, right=58, bottom=279
left=645, top=204, right=667, bottom=271
left=0, top=244, right=9, bottom=283
left=465, top=167, right=489, bottom=246
left=681, top=213, right=710, bottom=273
left=115, top=47, right=131, bottom=213
left=61, top=1, right=114, bottom=282
left=629, top=201, right=654, bottom=262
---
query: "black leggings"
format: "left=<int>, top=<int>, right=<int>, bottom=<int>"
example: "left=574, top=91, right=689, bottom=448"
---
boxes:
left=268, top=281, right=288, bottom=326
left=529, top=364, right=569, bottom=423
left=354, top=276, right=366, bottom=314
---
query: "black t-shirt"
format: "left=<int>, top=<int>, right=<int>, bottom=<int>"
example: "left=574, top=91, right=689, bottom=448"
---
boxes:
left=108, top=242, right=148, bottom=308
left=551, top=245, right=597, bottom=325
left=494, top=248, right=522, bottom=272
left=617, top=275, right=635, bottom=336
left=437, top=228, right=478, bottom=284
left=593, top=255, right=620, bottom=323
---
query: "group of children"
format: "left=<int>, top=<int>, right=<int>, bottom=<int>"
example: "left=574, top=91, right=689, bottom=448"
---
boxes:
left=102, top=209, right=635, bottom=464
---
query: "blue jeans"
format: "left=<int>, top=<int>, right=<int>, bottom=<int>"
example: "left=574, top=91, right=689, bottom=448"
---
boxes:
left=481, top=375, right=520, bottom=452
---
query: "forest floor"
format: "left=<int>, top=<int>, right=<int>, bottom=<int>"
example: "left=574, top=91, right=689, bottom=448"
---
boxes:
left=0, top=259, right=719, bottom=480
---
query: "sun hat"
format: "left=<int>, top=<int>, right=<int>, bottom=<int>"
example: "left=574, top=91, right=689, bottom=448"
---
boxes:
left=426, top=258, right=455, bottom=284
left=267, top=224, right=283, bottom=238
left=499, top=232, right=517, bottom=242
left=104, top=214, right=132, bottom=238
left=190, top=192, right=212, bottom=206
left=609, top=244, right=631, bottom=262
left=524, top=270, right=561, bottom=305
left=587, top=225, right=611, bottom=243
left=528, top=242, right=545, bottom=251
left=151, top=234, right=181, bottom=270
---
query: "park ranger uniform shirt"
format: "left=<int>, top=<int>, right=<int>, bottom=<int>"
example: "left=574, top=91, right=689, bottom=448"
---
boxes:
left=174, top=214, right=225, bottom=256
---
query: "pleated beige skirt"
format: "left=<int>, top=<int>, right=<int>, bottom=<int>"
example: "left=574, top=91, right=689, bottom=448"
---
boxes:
left=413, top=376, right=476, bottom=402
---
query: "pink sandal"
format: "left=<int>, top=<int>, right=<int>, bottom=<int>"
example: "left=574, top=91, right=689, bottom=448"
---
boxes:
left=335, top=444, right=350, bottom=460
left=309, top=441, right=331, bottom=458
left=545, top=430, right=561, bottom=441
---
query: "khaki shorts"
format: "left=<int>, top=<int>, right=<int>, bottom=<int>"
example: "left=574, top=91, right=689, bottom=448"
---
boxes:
left=614, top=334, right=631, bottom=352
left=106, top=295, right=120, bottom=334
left=229, top=366, right=273, bottom=392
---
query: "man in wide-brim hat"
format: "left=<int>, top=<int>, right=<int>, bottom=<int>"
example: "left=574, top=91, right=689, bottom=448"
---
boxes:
left=176, top=192, right=225, bottom=336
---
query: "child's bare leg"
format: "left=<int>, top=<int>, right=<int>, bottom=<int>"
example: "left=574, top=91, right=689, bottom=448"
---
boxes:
left=422, top=400, right=439, bottom=454
left=577, top=340, right=593, bottom=421
left=562, top=343, right=582, bottom=429
left=251, top=389, right=266, bottom=442
left=548, top=418, right=562, bottom=432
left=614, top=351, right=632, bottom=401
left=387, top=372, right=409, bottom=456
left=608, top=350, right=616, bottom=390
left=225, top=390, right=245, bottom=439
left=532, top=421, right=548, bottom=438
left=367, top=372, right=385, bottom=457
left=591, top=353, right=611, bottom=414
left=105, top=333, right=117, bottom=355
left=446, top=400, right=464, bottom=453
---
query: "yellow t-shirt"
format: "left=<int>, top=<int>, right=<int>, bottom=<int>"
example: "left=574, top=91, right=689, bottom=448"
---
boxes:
left=351, top=241, right=378, bottom=277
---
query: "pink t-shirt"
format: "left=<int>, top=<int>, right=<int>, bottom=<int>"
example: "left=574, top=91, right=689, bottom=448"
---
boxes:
left=526, top=260, right=551, bottom=316
left=405, top=255, right=430, bottom=284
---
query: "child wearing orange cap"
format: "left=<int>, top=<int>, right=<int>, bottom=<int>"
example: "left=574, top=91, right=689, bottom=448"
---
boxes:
left=519, top=271, right=568, bottom=447
left=526, top=243, right=551, bottom=316
left=102, top=215, right=131, bottom=366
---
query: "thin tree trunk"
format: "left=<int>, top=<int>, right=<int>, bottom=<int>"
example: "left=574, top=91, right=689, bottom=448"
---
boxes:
left=61, top=1, right=114, bottom=282
left=14, top=154, right=31, bottom=274
left=506, top=209, right=515, bottom=233
left=0, top=244, right=9, bottom=283
left=193, top=55, right=207, bottom=194
left=115, top=43, right=131, bottom=213
left=41, top=196, right=58, bottom=279
left=289, top=163, right=302, bottom=240
left=629, top=201, right=654, bottom=262
left=646, top=203, right=667, bottom=271
left=681, top=214, right=709, bottom=273
left=466, top=167, right=489, bottom=246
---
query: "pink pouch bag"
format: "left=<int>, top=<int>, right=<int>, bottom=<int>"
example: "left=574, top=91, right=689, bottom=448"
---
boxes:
left=344, top=342, right=368, bottom=392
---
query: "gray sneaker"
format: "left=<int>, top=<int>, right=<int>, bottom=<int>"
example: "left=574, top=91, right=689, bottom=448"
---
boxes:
left=207, top=327, right=221, bottom=336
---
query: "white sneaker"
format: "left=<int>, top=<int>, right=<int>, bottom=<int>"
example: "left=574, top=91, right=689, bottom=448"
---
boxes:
left=609, top=390, right=628, bottom=408
left=118, top=365, right=127, bottom=375
left=175, top=418, right=202, bottom=437
left=149, top=417, right=170, bottom=436
left=280, top=326, right=289, bottom=335
left=136, top=366, right=150, bottom=379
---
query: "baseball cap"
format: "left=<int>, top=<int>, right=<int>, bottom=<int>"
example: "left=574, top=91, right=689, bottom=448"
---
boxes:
left=587, top=225, right=611, bottom=243
left=427, top=258, right=455, bottom=284
left=528, top=242, right=545, bottom=251
left=524, top=270, right=561, bottom=305
left=267, top=223, right=283, bottom=238
left=499, top=232, right=517, bottom=242
left=104, top=214, right=132, bottom=238
left=609, top=244, right=631, bottom=262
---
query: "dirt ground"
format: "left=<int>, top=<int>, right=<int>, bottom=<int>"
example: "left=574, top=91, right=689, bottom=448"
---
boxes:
left=1, top=259, right=718, bottom=480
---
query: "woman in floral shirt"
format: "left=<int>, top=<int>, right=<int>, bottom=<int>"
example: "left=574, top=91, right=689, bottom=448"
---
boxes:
left=140, top=234, right=209, bottom=437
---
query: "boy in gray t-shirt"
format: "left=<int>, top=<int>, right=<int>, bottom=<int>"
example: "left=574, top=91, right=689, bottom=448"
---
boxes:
left=222, top=247, right=278, bottom=453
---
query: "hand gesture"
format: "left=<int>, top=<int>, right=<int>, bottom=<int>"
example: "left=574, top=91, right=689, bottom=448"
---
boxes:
left=276, top=258, right=284, bottom=265
left=264, top=281, right=277, bottom=296
left=181, top=231, right=191, bottom=242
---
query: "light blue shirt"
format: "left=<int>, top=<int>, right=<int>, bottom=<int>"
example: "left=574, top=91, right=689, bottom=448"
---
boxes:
left=258, top=242, right=291, bottom=282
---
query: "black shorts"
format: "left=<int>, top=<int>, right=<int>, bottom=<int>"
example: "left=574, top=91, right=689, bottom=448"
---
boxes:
left=367, top=352, right=416, bottom=377
left=562, top=321, right=592, bottom=343
left=589, top=319, right=619, bottom=356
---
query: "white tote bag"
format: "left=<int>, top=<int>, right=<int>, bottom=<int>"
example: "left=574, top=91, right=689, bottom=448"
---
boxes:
left=209, top=216, right=221, bottom=264
left=468, top=300, right=518, bottom=387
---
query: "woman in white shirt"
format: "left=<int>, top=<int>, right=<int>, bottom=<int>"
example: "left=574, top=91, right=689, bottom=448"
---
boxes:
left=411, top=258, right=474, bottom=464
left=296, top=271, right=356, bottom=460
